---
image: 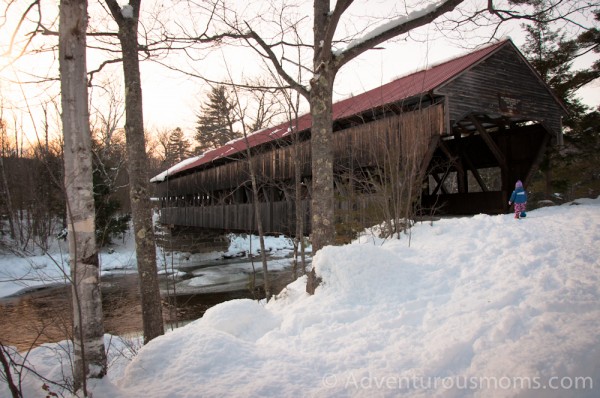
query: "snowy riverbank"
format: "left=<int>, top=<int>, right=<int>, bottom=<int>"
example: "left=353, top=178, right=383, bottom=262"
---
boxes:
left=2, top=198, right=599, bottom=397
left=0, top=232, right=298, bottom=298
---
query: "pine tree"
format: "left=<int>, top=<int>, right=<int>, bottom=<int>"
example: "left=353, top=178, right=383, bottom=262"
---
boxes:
left=195, top=85, right=241, bottom=153
left=91, top=127, right=130, bottom=247
left=521, top=6, right=600, bottom=128
left=522, top=5, right=600, bottom=200
left=165, top=127, right=190, bottom=165
left=92, top=156, right=131, bottom=247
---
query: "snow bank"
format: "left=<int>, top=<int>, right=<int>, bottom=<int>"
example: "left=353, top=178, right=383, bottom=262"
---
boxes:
left=226, top=233, right=298, bottom=257
left=3, top=198, right=599, bottom=397
left=0, top=335, right=138, bottom=398
left=113, top=198, right=600, bottom=397
left=0, top=231, right=139, bottom=297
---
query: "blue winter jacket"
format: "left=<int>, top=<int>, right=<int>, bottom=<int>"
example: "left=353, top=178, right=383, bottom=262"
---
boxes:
left=509, top=186, right=527, bottom=204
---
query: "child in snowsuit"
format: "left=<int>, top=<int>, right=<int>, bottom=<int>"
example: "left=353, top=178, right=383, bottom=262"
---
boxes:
left=508, top=180, right=527, bottom=219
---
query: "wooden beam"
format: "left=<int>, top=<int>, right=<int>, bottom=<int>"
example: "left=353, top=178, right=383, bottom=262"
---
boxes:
left=461, top=151, right=489, bottom=192
left=417, top=135, right=440, bottom=182
left=436, top=139, right=468, bottom=194
left=438, top=139, right=454, bottom=162
left=468, top=114, right=507, bottom=171
left=438, top=139, right=465, bottom=177
left=524, top=132, right=551, bottom=188
left=453, top=136, right=467, bottom=194
left=431, top=170, right=450, bottom=195
left=454, top=122, right=474, bottom=137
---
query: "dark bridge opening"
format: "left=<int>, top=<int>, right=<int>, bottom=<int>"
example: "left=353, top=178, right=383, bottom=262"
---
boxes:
left=421, top=117, right=551, bottom=215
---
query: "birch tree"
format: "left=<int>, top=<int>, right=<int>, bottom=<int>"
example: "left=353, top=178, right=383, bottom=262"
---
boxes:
left=59, top=0, right=106, bottom=392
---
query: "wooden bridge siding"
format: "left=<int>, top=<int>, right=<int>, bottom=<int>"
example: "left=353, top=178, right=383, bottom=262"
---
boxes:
left=155, top=141, right=312, bottom=197
left=160, top=197, right=385, bottom=235
left=155, top=104, right=445, bottom=198
left=157, top=105, right=445, bottom=233
left=437, top=44, right=563, bottom=138
left=333, top=105, right=444, bottom=170
left=160, top=200, right=311, bottom=235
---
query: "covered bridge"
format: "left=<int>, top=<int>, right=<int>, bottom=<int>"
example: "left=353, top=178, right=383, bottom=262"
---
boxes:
left=152, top=39, right=566, bottom=236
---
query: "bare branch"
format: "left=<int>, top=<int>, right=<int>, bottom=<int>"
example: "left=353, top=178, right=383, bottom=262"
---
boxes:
left=244, top=22, right=309, bottom=99
left=150, top=58, right=290, bottom=92
left=88, top=58, right=123, bottom=85
left=487, top=0, right=594, bottom=25
left=3, top=0, right=41, bottom=61
left=335, top=0, right=465, bottom=70
left=318, top=0, right=354, bottom=61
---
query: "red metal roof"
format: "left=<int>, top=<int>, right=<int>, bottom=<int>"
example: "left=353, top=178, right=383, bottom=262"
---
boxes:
left=159, top=39, right=509, bottom=180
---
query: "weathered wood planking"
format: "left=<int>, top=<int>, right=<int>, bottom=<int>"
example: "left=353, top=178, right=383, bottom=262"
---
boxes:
left=437, top=44, right=563, bottom=140
left=156, top=104, right=444, bottom=198
left=160, top=200, right=311, bottom=235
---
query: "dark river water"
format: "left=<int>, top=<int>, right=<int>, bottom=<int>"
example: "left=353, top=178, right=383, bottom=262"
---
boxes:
left=0, top=258, right=300, bottom=351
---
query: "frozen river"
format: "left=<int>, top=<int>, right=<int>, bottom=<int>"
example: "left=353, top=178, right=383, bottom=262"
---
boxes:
left=0, top=253, right=308, bottom=351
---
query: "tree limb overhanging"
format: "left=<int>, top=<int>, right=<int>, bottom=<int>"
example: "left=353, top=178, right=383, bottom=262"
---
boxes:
left=88, top=58, right=123, bottom=85
left=334, top=0, right=465, bottom=70
left=4, top=0, right=42, bottom=61
left=244, top=22, right=309, bottom=98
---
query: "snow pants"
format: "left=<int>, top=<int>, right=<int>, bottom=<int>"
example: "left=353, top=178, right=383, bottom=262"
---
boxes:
left=514, top=202, right=527, bottom=218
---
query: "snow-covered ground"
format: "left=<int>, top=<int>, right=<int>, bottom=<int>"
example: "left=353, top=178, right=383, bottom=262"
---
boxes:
left=2, top=198, right=599, bottom=397
left=0, top=230, right=140, bottom=298
left=0, top=231, right=297, bottom=298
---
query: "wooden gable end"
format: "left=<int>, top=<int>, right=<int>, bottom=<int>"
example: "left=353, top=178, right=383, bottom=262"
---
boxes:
left=435, top=43, right=566, bottom=143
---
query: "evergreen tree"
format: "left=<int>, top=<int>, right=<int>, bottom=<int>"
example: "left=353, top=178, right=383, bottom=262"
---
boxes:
left=165, top=127, right=191, bottom=166
left=522, top=5, right=600, bottom=200
left=521, top=6, right=600, bottom=128
left=92, top=133, right=130, bottom=247
left=574, top=106, right=600, bottom=147
left=93, top=164, right=131, bottom=247
left=195, top=85, right=241, bottom=153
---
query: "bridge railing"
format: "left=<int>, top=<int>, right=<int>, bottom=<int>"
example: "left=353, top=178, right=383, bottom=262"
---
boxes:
left=159, top=200, right=311, bottom=236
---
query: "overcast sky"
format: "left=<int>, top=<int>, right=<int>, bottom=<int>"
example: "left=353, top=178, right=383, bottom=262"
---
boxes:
left=1, top=1, right=598, bottom=146
left=138, top=34, right=599, bottom=136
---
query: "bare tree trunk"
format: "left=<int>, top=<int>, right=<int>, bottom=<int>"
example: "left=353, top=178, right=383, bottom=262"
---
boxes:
left=104, top=0, right=164, bottom=344
left=293, top=120, right=306, bottom=277
left=0, top=113, right=16, bottom=241
left=231, top=88, right=271, bottom=301
left=246, top=153, right=271, bottom=300
left=287, top=93, right=306, bottom=277
left=0, top=342, right=21, bottom=398
left=0, top=156, right=16, bottom=240
left=306, top=0, right=337, bottom=293
left=59, top=0, right=106, bottom=393
left=308, top=78, right=335, bottom=253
